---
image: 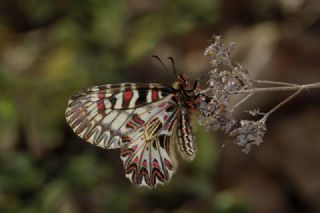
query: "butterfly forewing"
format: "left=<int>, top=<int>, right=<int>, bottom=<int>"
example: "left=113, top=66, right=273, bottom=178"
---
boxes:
left=65, top=83, right=173, bottom=149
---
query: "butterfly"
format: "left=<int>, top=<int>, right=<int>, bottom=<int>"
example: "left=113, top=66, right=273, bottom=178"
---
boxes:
left=65, top=60, right=202, bottom=188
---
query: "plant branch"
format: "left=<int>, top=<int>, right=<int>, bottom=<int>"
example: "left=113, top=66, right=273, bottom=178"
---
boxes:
left=230, top=82, right=320, bottom=94
left=231, top=92, right=253, bottom=112
left=261, top=86, right=305, bottom=122
left=254, top=80, right=299, bottom=86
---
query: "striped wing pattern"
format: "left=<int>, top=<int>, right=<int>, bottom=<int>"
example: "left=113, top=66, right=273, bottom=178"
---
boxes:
left=65, top=83, right=196, bottom=188
left=120, top=96, right=179, bottom=187
left=65, top=83, right=172, bottom=149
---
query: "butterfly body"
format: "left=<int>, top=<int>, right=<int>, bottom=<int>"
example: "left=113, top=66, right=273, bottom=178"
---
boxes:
left=66, top=75, right=199, bottom=188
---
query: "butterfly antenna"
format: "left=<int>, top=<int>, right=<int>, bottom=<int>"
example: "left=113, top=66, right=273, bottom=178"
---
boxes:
left=152, top=55, right=170, bottom=73
left=193, top=79, right=199, bottom=90
left=168, top=57, right=179, bottom=78
left=193, top=75, right=208, bottom=89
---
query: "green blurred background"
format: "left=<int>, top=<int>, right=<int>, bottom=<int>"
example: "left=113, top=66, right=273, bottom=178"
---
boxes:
left=1, top=0, right=320, bottom=212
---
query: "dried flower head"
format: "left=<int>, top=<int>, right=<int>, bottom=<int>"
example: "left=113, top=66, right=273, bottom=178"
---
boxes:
left=229, top=120, right=267, bottom=154
left=198, top=36, right=252, bottom=134
left=197, top=35, right=315, bottom=153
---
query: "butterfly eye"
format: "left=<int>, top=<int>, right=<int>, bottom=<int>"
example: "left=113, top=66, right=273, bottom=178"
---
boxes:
left=203, top=95, right=211, bottom=103
left=178, top=73, right=189, bottom=86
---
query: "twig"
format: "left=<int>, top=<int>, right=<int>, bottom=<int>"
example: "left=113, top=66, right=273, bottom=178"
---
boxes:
left=254, top=80, right=299, bottom=86
left=230, top=82, right=320, bottom=94
left=261, top=86, right=305, bottom=122
left=231, top=92, right=253, bottom=112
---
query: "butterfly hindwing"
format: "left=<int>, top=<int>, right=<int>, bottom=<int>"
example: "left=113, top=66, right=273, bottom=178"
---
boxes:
left=120, top=96, right=179, bottom=188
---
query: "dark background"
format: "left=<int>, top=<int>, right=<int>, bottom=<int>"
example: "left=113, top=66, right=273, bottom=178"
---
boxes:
left=1, top=0, right=320, bottom=212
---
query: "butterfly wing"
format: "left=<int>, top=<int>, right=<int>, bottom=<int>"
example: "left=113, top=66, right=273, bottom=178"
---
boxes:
left=66, top=83, right=181, bottom=187
left=120, top=96, right=179, bottom=188
left=65, top=83, right=174, bottom=149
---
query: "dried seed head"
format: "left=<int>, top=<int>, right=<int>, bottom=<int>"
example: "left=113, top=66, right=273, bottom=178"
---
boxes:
left=229, top=120, right=267, bottom=154
left=198, top=36, right=249, bottom=133
left=198, top=35, right=271, bottom=153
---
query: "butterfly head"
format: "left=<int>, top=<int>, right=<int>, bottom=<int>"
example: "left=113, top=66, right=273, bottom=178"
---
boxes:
left=172, top=73, right=190, bottom=90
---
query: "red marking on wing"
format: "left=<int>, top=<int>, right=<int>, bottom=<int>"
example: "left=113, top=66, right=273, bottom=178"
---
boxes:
left=98, top=90, right=105, bottom=99
left=164, top=159, right=173, bottom=170
left=126, top=121, right=134, bottom=129
left=153, top=160, right=159, bottom=168
left=133, top=116, right=145, bottom=125
left=97, top=101, right=105, bottom=111
left=123, top=90, right=133, bottom=103
left=151, top=90, right=159, bottom=102
left=142, top=160, right=147, bottom=167
left=132, top=145, right=138, bottom=150
left=133, top=156, right=139, bottom=163
left=163, top=124, right=169, bottom=130
left=164, top=115, right=168, bottom=120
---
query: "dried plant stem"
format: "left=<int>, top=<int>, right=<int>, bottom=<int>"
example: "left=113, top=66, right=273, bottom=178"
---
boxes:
left=232, top=92, right=254, bottom=111
left=231, top=82, right=320, bottom=94
left=261, top=87, right=304, bottom=122
left=254, top=80, right=299, bottom=86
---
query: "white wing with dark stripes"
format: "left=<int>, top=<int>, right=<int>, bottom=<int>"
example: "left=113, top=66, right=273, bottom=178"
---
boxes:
left=65, top=83, right=173, bottom=149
